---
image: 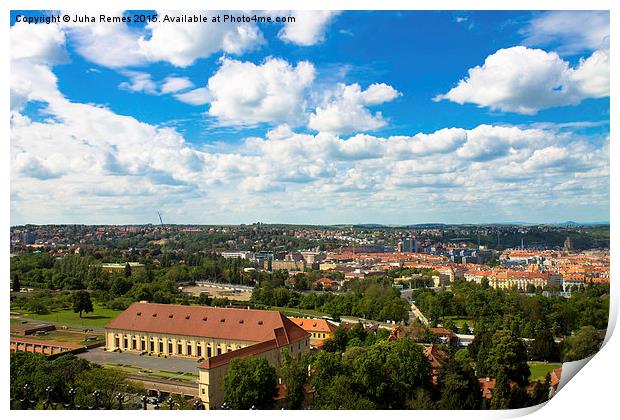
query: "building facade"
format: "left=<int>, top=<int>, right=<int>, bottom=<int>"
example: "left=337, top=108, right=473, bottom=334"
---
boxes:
left=104, top=302, right=309, bottom=409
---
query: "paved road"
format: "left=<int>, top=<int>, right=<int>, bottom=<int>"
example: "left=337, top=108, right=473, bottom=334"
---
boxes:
left=78, top=348, right=200, bottom=374
left=409, top=302, right=430, bottom=327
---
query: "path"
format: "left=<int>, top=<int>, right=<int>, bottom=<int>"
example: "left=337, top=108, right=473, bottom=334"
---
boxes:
left=409, top=302, right=430, bottom=327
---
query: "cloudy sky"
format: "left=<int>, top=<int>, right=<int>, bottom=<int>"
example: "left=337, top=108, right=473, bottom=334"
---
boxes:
left=10, top=10, right=610, bottom=225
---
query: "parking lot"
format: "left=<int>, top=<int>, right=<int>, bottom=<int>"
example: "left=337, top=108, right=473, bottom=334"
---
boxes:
left=78, top=348, right=200, bottom=374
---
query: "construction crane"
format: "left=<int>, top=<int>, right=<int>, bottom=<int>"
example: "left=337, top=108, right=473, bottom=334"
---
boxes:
left=157, top=211, right=164, bottom=227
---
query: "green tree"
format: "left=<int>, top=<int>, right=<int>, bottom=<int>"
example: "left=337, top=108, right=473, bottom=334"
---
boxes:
left=12, top=274, right=21, bottom=292
left=322, top=327, right=348, bottom=353
left=347, top=344, right=392, bottom=408
left=75, top=367, right=143, bottom=409
left=278, top=351, right=308, bottom=409
left=384, top=338, right=432, bottom=405
left=529, top=321, right=559, bottom=362
left=437, top=358, right=482, bottom=409
left=223, top=357, right=277, bottom=409
left=124, top=262, right=132, bottom=278
left=490, top=370, right=511, bottom=409
left=485, top=330, right=530, bottom=386
left=561, top=325, right=602, bottom=362
left=161, top=394, right=192, bottom=410
left=406, top=387, right=436, bottom=410
left=315, top=374, right=375, bottom=409
left=72, top=290, right=94, bottom=318
left=26, top=298, right=50, bottom=315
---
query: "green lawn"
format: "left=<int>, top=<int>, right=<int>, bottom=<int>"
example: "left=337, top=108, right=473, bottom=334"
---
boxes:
left=528, top=362, right=562, bottom=382
left=264, top=305, right=329, bottom=318
left=19, top=304, right=122, bottom=329
left=443, top=316, right=474, bottom=328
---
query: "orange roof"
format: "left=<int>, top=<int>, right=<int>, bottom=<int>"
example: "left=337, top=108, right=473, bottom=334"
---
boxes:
left=424, top=344, right=448, bottom=369
left=106, top=302, right=308, bottom=344
left=550, top=367, right=562, bottom=388
left=289, top=317, right=337, bottom=334
left=313, top=278, right=338, bottom=286
left=430, top=327, right=455, bottom=337
left=478, top=377, right=496, bottom=399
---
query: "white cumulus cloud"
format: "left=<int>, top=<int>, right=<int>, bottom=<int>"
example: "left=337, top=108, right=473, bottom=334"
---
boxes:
left=205, top=57, right=315, bottom=125
left=435, top=46, right=609, bottom=114
left=11, top=22, right=68, bottom=65
left=138, top=11, right=265, bottom=67
left=308, top=83, right=401, bottom=135
left=60, top=11, right=265, bottom=68
left=278, top=11, right=339, bottom=46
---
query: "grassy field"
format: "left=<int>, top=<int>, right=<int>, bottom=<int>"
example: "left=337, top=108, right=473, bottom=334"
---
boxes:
left=18, top=304, right=122, bottom=329
left=528, top=362, right=562, bottom=382
left=264, top=305, right=329, bottom=318
left=443, top=316, right=474, bottom=328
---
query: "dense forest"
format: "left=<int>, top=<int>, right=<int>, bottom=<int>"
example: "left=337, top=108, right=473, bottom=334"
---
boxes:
left=411, top=280, right=609, bottom=337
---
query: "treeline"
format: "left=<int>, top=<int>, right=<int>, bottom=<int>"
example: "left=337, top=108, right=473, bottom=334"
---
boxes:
left=251, top=278, right=410, bottom=323
left=10, top=252, right=261, bottom=311
left=411, top=280, right=609, bottom=337
left=468, top=226, right=610, bottom=250
left=161, top=230, right=321, bottom=253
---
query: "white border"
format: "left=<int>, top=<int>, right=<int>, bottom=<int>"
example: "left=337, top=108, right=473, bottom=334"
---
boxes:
left=1, top=1, right=616, bottom=419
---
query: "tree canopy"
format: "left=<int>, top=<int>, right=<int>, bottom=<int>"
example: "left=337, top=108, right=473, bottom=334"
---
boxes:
left=223, top=357, right=278, bottom=409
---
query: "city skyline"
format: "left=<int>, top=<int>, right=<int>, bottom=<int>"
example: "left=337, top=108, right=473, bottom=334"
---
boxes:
left=10, top=10, right=610, bottom=225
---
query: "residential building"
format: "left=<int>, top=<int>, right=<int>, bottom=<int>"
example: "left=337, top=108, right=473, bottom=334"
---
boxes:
left=313, top=277, right=339, bottom=290
left=288, top=317, right=337, bottom=347
left=220, top=251, right=255, bottom=260
left=100, top=262, right=145, bottom=273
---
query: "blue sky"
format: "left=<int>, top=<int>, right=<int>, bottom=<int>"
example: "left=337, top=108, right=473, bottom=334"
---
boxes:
left=10, top=10, right=610, bottom=225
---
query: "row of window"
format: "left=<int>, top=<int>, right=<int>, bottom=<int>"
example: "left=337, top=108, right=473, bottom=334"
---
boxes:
left=113, top=335, right=239, bottom=357
left=310, top=332, right=329, bottom=339
left=112, top=335, right=310, bottom=358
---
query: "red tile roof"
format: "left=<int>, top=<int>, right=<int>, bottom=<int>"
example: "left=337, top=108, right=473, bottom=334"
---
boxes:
left=313, top=278, right=338, bottom=286
left=550, top=367, right=562, bottom=389
left=105, top=302, right=309, bottom=344
left=478, top=377, right=496, bottom=399
left=424, top=344, right=448, bottom=370
left=288, top=317, right=337, bottom=334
